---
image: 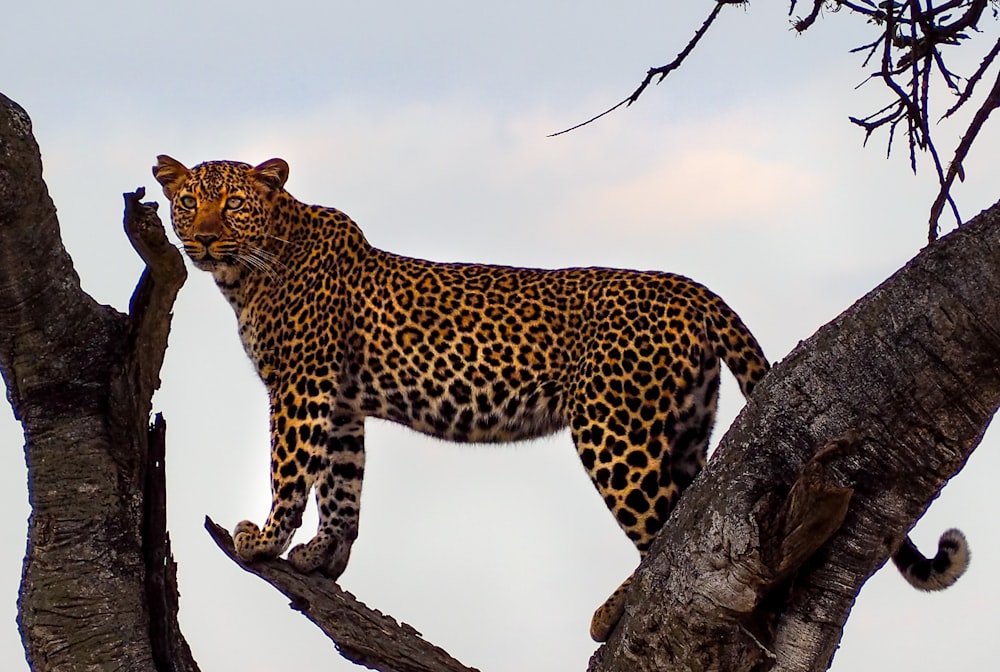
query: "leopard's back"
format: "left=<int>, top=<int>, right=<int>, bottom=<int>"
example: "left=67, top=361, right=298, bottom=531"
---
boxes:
left=336, top=254, right=765, bottom=445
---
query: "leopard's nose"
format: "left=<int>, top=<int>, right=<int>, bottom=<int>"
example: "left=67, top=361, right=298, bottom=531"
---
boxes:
left=194, top=233, right=219, bottom=247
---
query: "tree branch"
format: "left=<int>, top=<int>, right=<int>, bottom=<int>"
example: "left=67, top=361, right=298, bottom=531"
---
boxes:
left=144, top=415, right=199, bottom=672
left=205, top=518, right=481, bottom=672
left=790, top=0, right=826, bottom=32
left=559, top=1, right=998, bottom=238
left=549, top=1, right=745, bottom=137
left=928, top=63, right=1000, bottom=239
left=122, top=188, right=187, bottom=408
left=799, top=1, right=998, bottom=237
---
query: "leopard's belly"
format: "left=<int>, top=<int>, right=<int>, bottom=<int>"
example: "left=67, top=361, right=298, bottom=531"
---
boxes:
left=342, top=359, right=569, bottom=442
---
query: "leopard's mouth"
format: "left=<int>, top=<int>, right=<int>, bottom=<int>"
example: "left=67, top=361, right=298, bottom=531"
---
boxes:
left=191, top=252, right=236, bottom=268
left=192, top=257, right=234, bottom=273
left=183, top=243, right=238, bottom=270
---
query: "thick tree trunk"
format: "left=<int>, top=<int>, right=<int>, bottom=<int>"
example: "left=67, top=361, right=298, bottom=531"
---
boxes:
left=0, top=93, right=195, bottom=672
left=1, top=91, right=997, bottom=672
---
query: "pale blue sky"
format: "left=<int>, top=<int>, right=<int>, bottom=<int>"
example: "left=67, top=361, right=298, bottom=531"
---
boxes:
left=2, top=3, right=999, bottom=671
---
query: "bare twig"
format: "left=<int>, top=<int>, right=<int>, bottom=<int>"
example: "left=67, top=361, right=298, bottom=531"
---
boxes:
left=552, top=1, right=998, bottom=239
left=928, top=65, right=1000, bottom=239
left=791, top=0, right=828, bottom=32
left=943, top=37, right=1000, bottom=118
left=851, top=34, right=886, bottom=68
left=838, top=0, right=889, bottom=19
left=803, top=1, right=997, bottom=238
left=549, top=1, right=744, bottom=137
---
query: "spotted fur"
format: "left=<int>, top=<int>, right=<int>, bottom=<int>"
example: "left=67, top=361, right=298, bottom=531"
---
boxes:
left=893, top=528, right=969, bottom=591
left=153, top=155, right=965, bottom=642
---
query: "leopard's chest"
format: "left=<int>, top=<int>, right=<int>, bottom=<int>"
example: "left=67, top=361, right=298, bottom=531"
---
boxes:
left=234, top=302, right=279, bottom=383
left=227, top=276, right=346, bottom=385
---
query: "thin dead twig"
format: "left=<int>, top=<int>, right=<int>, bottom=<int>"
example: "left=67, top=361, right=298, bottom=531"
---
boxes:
left=928, top=65, right=1000, bottom=240
left=549, top=1, right=745, bottom=137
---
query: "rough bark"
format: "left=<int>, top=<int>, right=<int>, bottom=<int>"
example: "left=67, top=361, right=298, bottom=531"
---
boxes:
left=205, top=518, right=480, bottom=672
left=0, top=93, right=195, bottom=672
left=2, top=90, right=999, bottom=672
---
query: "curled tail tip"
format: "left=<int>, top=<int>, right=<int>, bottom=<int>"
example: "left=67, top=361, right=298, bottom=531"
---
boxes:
left=893, top=528, right=970, bottom=591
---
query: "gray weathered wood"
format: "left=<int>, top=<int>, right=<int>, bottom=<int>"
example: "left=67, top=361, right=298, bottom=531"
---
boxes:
left=0, top=93, right=195, bottom=672
left=206, top=518, right=481, bottom=672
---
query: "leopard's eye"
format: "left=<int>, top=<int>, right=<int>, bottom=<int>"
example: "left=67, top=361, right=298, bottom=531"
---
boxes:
left=179, top=195, right=197, bottom=210
left=225, top=196, right=245, bottom=211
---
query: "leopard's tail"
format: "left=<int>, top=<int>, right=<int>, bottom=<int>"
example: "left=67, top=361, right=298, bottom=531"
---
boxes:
left=893, top=528, right=969, bottom=590
left=703, top=291, right=770, bottom=399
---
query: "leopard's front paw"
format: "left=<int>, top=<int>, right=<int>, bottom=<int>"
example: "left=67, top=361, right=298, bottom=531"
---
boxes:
left=233, top=520, right=279, bottom=562
left=287, top=526, right=357, bottom=579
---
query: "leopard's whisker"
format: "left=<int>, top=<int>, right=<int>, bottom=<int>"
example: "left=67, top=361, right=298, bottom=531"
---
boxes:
left=250, top=246, right=287, bottom=269
left=240, top=245, right=287, bottom=281
left=237, top=252, right=277, bottom=280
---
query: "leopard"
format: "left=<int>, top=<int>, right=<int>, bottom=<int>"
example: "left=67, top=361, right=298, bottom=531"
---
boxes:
left=153, top=155, right=970, bottom=642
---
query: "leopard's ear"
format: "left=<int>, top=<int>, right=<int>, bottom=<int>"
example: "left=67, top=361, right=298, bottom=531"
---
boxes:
left=251, top=158, right=290, bottom=198
left=152, top=155, right=190, bottom=200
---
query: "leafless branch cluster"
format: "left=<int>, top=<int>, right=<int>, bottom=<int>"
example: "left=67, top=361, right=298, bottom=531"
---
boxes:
left=556, top=0, right=1000, bottom=242
left=792, top=0, right=1000, bottom=240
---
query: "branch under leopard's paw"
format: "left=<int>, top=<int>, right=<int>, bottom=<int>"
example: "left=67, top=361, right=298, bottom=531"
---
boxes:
left=206, top=516, right=481, bottom=672
left=232, top=519, right=286, bottom=562
left=288, top=524, right=358, bottom=578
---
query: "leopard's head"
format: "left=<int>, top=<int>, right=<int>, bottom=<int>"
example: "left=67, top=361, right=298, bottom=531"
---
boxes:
left=152, top=156, right=288, bottom=275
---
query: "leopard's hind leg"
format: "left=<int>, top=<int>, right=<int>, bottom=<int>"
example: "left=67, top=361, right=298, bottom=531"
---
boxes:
left=573, top=336, right=721, bottom=641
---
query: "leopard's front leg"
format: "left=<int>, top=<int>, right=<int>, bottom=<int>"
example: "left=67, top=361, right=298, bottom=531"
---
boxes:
left=233, top=386, right=333, bottom=565
left=287, top=415, right=365, bottom=579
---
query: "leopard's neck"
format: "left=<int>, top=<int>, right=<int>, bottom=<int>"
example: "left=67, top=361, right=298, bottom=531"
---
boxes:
left=209, top=193, right=371, bottom=315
